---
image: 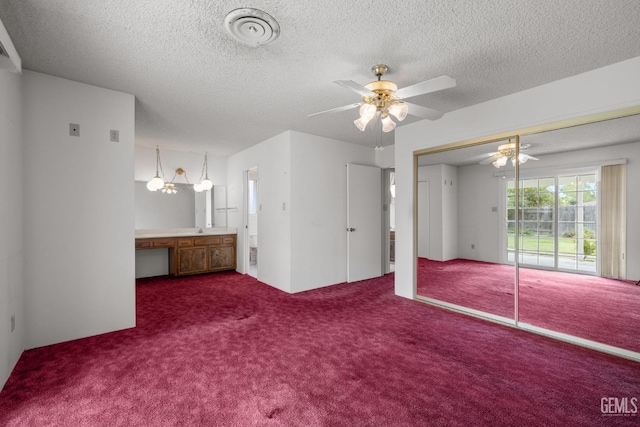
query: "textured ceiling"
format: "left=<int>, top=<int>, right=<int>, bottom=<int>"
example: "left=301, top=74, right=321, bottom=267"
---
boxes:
left=1, top=0, right=640, bottom=157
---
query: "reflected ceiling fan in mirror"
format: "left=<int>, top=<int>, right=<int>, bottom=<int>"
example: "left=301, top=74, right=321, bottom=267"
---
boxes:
left=309, top=64, right=456, bottom=132
left=479, top=140, right=539, bottom=168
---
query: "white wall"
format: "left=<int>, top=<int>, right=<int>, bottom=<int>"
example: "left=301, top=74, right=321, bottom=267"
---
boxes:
left=23, top=71, right=136, bottom=348
left=456, top=163, right=502, bottom=263
left=289, top=131, right=376, bottom=292
left=375, top=144, right=395, bottom=168
left=227, top=131, right=292, bottom=292
left=395, top=56, right=640, bottom=299
left=0, top=69, right=24, bottom=390
left=226, top=130, right=378, bottom=293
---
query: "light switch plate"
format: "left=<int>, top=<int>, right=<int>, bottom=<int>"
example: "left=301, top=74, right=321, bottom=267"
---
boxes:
left=70, top=123, right=80, bottom=137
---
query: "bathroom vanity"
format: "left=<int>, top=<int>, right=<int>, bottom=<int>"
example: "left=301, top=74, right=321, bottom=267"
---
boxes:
left=135, top=228, right=236, bottom=276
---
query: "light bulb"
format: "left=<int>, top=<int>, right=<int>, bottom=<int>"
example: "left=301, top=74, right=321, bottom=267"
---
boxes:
left=359, top=103, right=377, bottom=120
left=381, top=114, right=396, bottom=132
left=200, top=179, right=213, bottom=191
left=388, top=103, right=408, bottom=121
left=354, top=115, right=374, bottom=131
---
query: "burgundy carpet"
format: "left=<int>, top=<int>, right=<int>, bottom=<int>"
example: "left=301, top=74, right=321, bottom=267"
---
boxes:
left=1, top=271, right=639, bottom=426
left=417, top=257, right=640, bottom=353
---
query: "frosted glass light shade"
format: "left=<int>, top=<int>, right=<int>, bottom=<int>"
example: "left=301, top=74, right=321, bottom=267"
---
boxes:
left=381, top=115, right=396, bottom=132
left=147, top=176, right=164, bottom=191
left=193, top=183, right=203, bottom=192
left=354, top=115, right=373, bottom=131
left=200, top=179, right=213, bottom=191
left=492, top=156, right=508, bottom=168
left=359, top=103, right=377, bottom=120
left=388, top=103, right=408, bottom=121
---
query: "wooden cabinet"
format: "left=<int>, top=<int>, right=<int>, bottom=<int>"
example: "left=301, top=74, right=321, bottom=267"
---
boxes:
left=208, top=245, right=235, bottom=271
left=176, top=246, right=208, bottom=275
left=136, top=234, right=236, bottom=276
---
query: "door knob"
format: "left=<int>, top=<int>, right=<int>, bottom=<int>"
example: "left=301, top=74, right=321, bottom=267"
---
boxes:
left=347, top=228, right=356, bottom=232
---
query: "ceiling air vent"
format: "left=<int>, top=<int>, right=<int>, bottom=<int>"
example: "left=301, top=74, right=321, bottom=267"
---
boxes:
left=224, top=8, right=280, bottom=46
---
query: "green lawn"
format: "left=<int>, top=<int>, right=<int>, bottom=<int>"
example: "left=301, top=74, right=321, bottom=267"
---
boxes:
left=507, top=235, right=596, bottom=255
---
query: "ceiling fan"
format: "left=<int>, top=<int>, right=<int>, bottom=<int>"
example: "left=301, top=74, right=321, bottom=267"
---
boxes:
left=309, top=64, right=456, bottom=132
left=479, top=140, right=539, bottom=168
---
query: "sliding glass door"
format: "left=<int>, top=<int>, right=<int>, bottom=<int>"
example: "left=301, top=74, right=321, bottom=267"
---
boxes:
left=507, top=173, right=597, bottom=274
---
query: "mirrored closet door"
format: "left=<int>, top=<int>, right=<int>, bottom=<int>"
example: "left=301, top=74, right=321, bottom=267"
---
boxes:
left=414, top=109, right=640, bottom=359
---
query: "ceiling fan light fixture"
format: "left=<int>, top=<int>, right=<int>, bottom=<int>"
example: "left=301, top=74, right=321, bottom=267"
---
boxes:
left=518, top=153, right=528, bottom=164
left=354, top=115, right=373, bottom=131
left=359, top=103, right=377, bottom=120
left=388, top=102, right=408, bottom=121
left=381, top=113, right=396, bottom=132
left=492, top=156, right=508, bottom=168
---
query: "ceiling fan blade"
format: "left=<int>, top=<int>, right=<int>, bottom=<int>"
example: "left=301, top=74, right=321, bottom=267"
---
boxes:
left=404, top=102, right=444, bottom=120
left=396, top=75, right=456, bottom=99
left=334, top=80, right=373, bottom=97
left=308, top=103, right=361, bottom=117
left=479, top=154, right=502, bottom=165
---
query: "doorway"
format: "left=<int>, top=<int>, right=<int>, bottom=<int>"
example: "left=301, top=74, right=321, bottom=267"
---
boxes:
left=384, top=168, right=396, bottom=273
left=247, top=168, right=259, bottom=278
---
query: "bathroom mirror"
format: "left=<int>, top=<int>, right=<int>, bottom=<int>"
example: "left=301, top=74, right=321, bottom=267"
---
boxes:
left=134, top=182, right=227, bottom=229
left=415, top=109, right=640, bottom=359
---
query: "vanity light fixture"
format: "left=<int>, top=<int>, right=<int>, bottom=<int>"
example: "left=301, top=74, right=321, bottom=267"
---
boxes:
left=146, top=146, right=166, bottom=191
left=193, top=152, right=213, bottom=192
left=146, top=146, right=214, bottom=194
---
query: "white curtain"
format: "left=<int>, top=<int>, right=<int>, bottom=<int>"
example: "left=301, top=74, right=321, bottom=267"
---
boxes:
left=600, top=164, right=626, bottom=279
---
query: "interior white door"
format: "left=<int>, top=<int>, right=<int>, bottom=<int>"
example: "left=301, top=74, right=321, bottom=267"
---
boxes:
left=417, top=180, right=430, bottom=259
left=347, top=164, right=382, bottom=282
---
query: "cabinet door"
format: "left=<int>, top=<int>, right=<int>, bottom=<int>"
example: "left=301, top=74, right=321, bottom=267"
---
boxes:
left=176, top=246, right=208, bottom=275
left=208, top=245, right=236, bottom=271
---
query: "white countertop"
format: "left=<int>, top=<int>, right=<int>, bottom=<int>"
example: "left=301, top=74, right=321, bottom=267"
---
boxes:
left=135, top=227, right=237, bottom=239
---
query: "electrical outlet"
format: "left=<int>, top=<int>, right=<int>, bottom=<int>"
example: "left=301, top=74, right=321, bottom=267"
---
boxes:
left=110, top=130, right=119, bottom=142
left=11, top=315, right=15, bottom=332
left=69, top=123, right=80, bottom=137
